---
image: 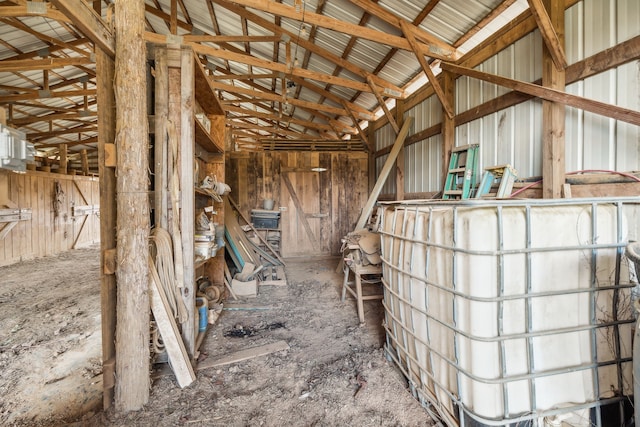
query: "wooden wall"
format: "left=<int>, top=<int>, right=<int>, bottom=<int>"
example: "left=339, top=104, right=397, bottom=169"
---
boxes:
left=228, top=151, right=368, bottom=257
left=0, top=170, right=100, bottom=267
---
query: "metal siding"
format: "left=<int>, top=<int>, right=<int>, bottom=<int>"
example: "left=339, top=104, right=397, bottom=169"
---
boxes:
left=564, top=0, right=640, bottom=173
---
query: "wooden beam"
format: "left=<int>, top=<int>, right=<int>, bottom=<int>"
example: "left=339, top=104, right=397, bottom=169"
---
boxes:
left=567, top=34, right=640, bottom=82
left=225, top=105, right=352, bottom=134
left=541, top=0, right=565, bottom=199
left=0, top=5, right=70, bottom=22
left=343, top=0, right=458, bottom=59
left=11, top=111, right=97, bottom=126
left=354, top=117, right=413, bottom=231
left=401, top=21, right=454, bottom=119
left=395, top=99, right=405, bottom=200
left=0, top=89, right=97, bottom=102
left=0, top=57, right=95, bottom=72
left=211, top=80, right=368, bottom=119
left=441, top=70, right=455, bottom=186
left=341, top=100, right=372, bottom=152
left=184, top=34, right=282, bottom=44
left=441, top=62, right=640, bottom=126
left=226, top=0, right=456, bottom=61
left=96, top=45, right=117, bottom=409
left=50, top=0, right=115, bottom=58
left=189, top=42, right=381, bottom=99
left=210, top=72, right=279, bottom=81
left=113, top=0, right=150, bottom=411
left=59, top=144, right=68, bottom=174
left=27, top=124, right=97, bottom=141
left=211, top=0, right=404, bottom=97
left=527, top=0, right=568, bottom=70
left=366, top=74, right=398, bottom=133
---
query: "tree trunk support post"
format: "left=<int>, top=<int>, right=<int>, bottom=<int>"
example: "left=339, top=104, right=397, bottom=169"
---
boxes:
left=113, top=0, right=151, bottom=411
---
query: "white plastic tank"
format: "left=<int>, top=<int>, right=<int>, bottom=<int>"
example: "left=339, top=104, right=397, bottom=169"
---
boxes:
left=379, top=198, right=637, bottom=427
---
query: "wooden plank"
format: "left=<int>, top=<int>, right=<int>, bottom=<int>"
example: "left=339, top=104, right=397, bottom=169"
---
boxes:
left=527, top=0, right=567, bottom=70
left=179, top=48, right=196, bottom=358
left=541, top=0, right=565, bottom=199
left=440, top=62, right=640, bottom=127
left=401, top=21, right=454, bottom=119
left=113, top=0, right=151, bottom=409
left=441, top=71, right=456, bottom=187
left=196, top=340, right=290, bottom=371
left=354, top=118, right=413, bottom=232
left=50, top=0, right=115, bottom=58
left=149, top=257, right=196, bottom=388
left=154, top=46, right=169, bottom=230
left=281, top=173, right=318, bottom=251
left=59, top=144, right=68, bottom=175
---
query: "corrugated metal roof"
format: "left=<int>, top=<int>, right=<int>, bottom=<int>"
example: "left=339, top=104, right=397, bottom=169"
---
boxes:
left=0, top=0, right=548, bottom=158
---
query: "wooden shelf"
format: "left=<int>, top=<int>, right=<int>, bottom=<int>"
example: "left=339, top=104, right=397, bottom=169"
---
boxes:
left=193, top=53, right=224, bottom=115
left=194, top=117, right=223, bottom=153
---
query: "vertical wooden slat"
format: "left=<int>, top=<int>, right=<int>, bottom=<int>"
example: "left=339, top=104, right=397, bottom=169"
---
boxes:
left=541, top=0, right=566, bottom=199
left=319, top=152, right=331, bottom=254
left=395, top=99, right=406, bottom=201
left=154, top=46, right=169, bottom=230
left=29, top=173, right=38, bottom=259
left=179, top=47, right=195, bottom=358
left=9, top=173, right=19, bottom=261
left=59, top=144, right=68, bottom=175
left=114, top=0, right=151, bottom=409
left=97, top=40, right=118, bottom=411
left=441, top=71, right=456, bottom=186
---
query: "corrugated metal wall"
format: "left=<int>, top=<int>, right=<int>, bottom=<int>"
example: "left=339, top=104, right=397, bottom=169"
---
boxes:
left=375, top=123, right=397, bottom=194
left=375, top=0, right=640, bottom=195
left=404, top=96, right=443, bottom=193
left=565, top=0, right=640, bottom=172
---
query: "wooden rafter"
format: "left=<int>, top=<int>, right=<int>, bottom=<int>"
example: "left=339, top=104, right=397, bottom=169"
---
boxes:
left=401, top=21, right=454, bottom=119
left=0, top=57, right=95, bottom=72
left=1, top=89, right=97, bottom=102
left=341, top=100, right=372, bottom=152
left=49, top=0, right=115, bottom=57
left=226, top=0, right=456, bottom=61
left=346, top=0, right=458, bottom=60
left=0, top=17, right=91, bottom=57
left=211, top=0, right=404, bottom=97
left=441, top=62, right=640, bottom=126
left=366, top=74, right=398, bottom=133
left=0, top=4, right=70, bottom=22
left=527, top=0, right=567, bottom=70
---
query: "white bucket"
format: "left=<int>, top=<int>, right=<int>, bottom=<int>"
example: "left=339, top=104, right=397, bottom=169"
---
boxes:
left=263, top=199, right=275, bottom=210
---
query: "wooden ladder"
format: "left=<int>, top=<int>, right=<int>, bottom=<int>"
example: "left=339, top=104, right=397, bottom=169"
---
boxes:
left=475, top=164, right=518, bottom=198
left=443, top=144, right=479, bottom=199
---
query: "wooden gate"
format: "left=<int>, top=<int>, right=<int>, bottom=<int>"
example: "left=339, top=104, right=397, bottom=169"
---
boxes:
left=280, top=171, right=326, bottom=258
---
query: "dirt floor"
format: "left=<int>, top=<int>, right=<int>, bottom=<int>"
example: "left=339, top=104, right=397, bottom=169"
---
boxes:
left=1, top=248, right=434, bottom=426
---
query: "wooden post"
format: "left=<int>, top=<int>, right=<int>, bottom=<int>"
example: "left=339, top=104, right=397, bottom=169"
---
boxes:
left=541, top=0, right=565, bottom=199
left=368, top=123, right=376, bottom=195
left=59, top=144, right=68, bottom=174
left=395, top=99, right=405, bottom=200
left=179, top=48, right=196, bottom=357
left=154, top=46, right=169, bottom=230
left=96, top=47, right=117, bottom=409
left=441, top=71, right=456, bottom=187
left=114, top=0, right=150, bottom=411
left=81, top=149, right=89, bottom=175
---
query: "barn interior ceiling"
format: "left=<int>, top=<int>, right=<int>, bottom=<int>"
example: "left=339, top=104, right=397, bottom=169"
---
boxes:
left=0, top=0, right=532, bottom=159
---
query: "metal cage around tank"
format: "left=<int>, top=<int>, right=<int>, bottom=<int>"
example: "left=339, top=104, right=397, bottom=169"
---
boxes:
left=378, top=197, right=640, bottom=427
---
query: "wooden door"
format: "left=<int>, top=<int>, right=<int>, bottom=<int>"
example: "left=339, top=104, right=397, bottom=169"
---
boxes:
left=280, top=171, right=327, bottom=258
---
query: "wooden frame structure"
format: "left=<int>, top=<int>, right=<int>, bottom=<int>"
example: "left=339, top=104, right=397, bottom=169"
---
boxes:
left=0, top=0, right=638, bottom=411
